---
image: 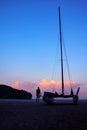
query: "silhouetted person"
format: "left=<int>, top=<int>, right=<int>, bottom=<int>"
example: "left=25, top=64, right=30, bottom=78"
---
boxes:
left=36, top=87, right=41, bottom=102
left=70, top=88, right=73, bottom=96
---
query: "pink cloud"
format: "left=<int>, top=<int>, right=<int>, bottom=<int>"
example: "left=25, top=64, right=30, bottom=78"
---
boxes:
left=10, top=80, right=86, bottom=99
left=39, top=79, right=79, bottom=90
left=11, top=81, right=20, bottom=89
left=39, top=79, right=79, bottom=87
left=39, top=79, right=56, bottom=87
left=10, top=81, right=37, bottom=98
left=39, top=79, right=80, bottom=95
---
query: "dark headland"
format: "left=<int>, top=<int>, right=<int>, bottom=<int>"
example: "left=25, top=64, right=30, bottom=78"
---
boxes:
left=0, top=84, right=32, bottom=99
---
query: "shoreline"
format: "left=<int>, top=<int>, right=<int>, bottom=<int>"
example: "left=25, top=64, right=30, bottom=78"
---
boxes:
left=0, top=98, right=87, bottom=102
left=0, top=99, right=87, bottom=130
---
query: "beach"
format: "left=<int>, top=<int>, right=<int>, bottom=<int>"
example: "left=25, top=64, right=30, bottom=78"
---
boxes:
left=0, top=99, right=87, bottom=130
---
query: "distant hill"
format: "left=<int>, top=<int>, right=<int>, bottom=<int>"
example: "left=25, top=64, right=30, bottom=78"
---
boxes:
left=0, top=84, right=32, bottom=99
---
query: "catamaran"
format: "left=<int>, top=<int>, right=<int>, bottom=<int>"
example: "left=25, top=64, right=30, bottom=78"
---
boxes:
left=43, top=7, right=80, bottom=105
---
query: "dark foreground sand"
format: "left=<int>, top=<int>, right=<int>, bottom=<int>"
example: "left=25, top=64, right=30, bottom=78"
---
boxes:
left=0, top=99, right=87, bottom=130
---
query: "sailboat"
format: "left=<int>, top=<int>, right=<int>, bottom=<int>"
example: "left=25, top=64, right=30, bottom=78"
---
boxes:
left=43, top=7, right=80, bottom=105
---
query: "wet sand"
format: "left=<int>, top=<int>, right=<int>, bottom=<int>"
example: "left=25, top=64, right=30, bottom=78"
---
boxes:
left=0, top=99, right=87, bottom=130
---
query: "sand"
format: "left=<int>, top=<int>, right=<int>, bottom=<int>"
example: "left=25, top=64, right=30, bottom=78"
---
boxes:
left=0, top=99, right=87, bottom=130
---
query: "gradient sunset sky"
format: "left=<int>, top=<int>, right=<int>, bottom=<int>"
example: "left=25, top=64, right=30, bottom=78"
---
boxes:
left=0, top=0, right=87, bottom=98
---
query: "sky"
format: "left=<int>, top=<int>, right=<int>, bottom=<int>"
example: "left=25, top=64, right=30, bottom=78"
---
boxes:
left=0, top=0, right=87, bottom=98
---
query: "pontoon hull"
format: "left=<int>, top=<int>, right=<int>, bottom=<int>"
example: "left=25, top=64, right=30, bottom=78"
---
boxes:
left=43, top=88, right=80, bottom=105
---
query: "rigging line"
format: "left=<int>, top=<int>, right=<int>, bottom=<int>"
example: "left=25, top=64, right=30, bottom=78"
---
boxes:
left=51, top=45, right=58, bottom=79
left=59, top=13, right=73, bottom=89
left=51, top=42, right=62, bottom=93
left=57, top=7, right=73, bottom=90
left=51, top=44, right=59, bottom=92
left=62, top=30, right=73, bottom=89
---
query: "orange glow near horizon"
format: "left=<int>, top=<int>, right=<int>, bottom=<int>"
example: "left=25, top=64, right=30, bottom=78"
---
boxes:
left=11, top=81, right=20, bottom=89
left=11, top=79, right=79, bottom=93
left=10, top=80, right=87, bottom=98
left=39, top=79, right=78, bottom=88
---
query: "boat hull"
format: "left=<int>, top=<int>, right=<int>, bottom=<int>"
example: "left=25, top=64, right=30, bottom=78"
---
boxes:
left=43, top=91, right=79, bottom=105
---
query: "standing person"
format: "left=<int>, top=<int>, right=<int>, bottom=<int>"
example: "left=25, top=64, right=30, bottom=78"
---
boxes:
left=36, top=87, right=41, bottom=102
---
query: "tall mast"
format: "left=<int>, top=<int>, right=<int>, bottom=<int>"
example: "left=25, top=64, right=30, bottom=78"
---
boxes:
left=58, top=7, right=64, bottom=95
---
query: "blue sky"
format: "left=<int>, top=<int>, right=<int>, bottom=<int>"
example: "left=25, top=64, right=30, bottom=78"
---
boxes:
left=0, top=0, right=87, bottom=98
